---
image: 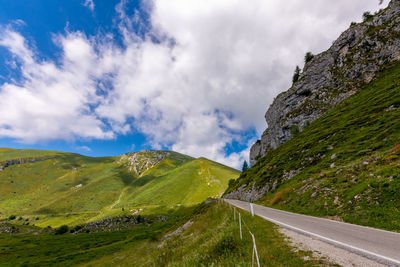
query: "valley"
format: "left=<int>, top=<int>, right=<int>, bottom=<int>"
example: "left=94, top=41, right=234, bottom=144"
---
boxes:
left=1, top=1, right=400, bottom=266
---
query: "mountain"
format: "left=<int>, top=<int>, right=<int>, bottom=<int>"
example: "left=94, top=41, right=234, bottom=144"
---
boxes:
left=250, top=0, right=400, bottom=166
left=225, top=1, right=400, bottom=231
left=0, top=148, right=239, bottom=227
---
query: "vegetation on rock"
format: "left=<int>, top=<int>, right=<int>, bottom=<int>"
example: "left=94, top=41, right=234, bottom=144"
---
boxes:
left=225, top=61, right=400, bottom=231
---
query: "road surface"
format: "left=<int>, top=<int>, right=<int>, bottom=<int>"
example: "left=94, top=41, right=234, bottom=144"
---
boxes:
left=225, top=199, right=400, bottom=266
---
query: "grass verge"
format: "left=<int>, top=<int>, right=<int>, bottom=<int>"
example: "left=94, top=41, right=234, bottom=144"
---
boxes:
left=1, top=201, right=328, bottom=266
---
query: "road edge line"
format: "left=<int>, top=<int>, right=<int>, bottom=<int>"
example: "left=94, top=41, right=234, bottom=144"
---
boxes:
left=258, top=214, right=400, bottom=266
left=225, top=200, right=400, bottom=266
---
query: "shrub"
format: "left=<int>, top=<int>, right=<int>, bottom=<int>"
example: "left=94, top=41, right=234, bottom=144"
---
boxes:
left=149, top=233, right=159, bottom=242
left=363, top=11, right=373, bottom=21
left=290, top=124, right=300, bottom=136
left=70, top=226, right=83, bottom=234
left=228, top=179, right=236, bottom=188
left=393, top=143, right=400, bottom=154
left=8, top=215, right=16, bottom=220
left=269, top=188, right=292, bottom=205
left=213, top=236, right=238, bottom=256
left=73, top=225, right=83, bottom=232
left=304, top=52, right=314, bottom=63
left=55, top=225, right=69, bottom=235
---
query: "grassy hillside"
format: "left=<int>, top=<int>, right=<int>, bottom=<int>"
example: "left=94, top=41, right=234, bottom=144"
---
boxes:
left=0, top=201, right=324, bottom=266
left=120, top=157, right=238, bottom=207
left=0, top=149, right=239, bottom=227
left=225, top=62, right=400, bottom=231
left=0, top=148, right=63, bottom=161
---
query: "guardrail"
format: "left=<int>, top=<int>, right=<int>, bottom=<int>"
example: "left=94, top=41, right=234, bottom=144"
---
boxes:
left=229, top=203, right=260, bottom=267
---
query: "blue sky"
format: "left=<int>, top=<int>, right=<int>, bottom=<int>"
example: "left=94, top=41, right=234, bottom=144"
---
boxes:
left=0, top=0, right=154, bottom=157
left=0, top=0, right=388, bottom=168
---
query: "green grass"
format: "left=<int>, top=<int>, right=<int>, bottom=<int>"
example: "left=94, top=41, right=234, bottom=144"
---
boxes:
left=0, top=201, right=326, bottom=266
left=226, top=61, right=400, bottom=231
left=0, top=148, right=63, bottom=161
left=121, top=157, right=238, bottom=207
left=134, top=201, right=324, bottom=267
left=0, top=149, right=239, bottom=227
left=0, top=206, right=195, bottom=266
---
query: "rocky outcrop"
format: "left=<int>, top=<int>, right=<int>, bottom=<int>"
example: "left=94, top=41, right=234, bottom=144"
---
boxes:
left=250, top=0, right=400, bottom=166
left=71, top=215, right=163, bottom=234
left=0, top=223, right=19, bottom=234
left=223, top=168, right=301, bottom=200
left=0, top=157, right=55, bottom=171
left=224, top=183, right=271, bottom=202
left=160, top=220, right=193, bottom=243
left=118, top=150, right=171, bottom=176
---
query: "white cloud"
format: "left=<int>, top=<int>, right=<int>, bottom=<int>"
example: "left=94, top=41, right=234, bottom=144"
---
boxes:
left=0, top=27, right=114, bottom=143
left=77, top=145, right=92, bottom=152
left=0, top=0, right=389, bottom=168
left=83, top=0, right=95, bottom=12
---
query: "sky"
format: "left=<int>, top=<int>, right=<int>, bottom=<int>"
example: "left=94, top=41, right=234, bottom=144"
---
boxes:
left=0, top=0, right=390, bottom=169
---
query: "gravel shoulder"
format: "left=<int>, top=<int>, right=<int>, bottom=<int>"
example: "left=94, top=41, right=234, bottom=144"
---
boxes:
left=279, top=228, right=387, bottom=267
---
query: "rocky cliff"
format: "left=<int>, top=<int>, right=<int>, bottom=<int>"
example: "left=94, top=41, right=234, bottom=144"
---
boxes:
left=250, top=0, right=400, bottom=166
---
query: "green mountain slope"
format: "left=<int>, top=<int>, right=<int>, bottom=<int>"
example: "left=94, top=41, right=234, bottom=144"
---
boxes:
left=0, top=148, right=63, bottom=161
left=120, top=157, right=238, bottom=206
left=0, top=149, right=239, bottom=227
left=225, top=62, right=400, bottom=231
left=0, top=201, right=321, bottom=266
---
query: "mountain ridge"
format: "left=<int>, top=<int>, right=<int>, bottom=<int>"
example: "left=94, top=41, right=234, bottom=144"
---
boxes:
left=0, top=148, right=239, bottom=227
left=250, top=0, right=400, bottom=166
left=224, top=0, right=400, bottom=231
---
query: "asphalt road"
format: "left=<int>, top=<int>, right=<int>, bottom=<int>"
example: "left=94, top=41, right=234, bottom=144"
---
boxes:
left=224, top=199, right=400, bottom=266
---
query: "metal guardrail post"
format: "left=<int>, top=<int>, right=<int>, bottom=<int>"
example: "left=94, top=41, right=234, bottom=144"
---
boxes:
left=249, top=231, right=260, bottom=267
left=239, top=213, right=242, bottom=239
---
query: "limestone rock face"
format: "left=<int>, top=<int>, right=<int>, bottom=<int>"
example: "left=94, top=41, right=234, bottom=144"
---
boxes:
left=118, top=150, right=171, bottom=176
left=250, top=1, right=400, bottom=166
left=223, top=183, right=271, bottom=202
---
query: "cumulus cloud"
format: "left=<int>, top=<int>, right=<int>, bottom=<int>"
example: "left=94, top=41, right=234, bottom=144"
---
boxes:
left=0, top=27, right=114, bottom=142
left=0, top=0, right=389, bottom=168
left=83, top=0, right=95, bottom=12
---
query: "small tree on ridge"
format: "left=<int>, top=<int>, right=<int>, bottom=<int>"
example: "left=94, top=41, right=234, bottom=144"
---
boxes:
left=242, top=161, right=249, bottom=172
left=292, top=65, right=301, bottom=84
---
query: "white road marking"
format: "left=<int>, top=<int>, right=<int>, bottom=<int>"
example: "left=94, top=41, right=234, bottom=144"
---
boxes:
left=228, top=200, right=400, bottom=266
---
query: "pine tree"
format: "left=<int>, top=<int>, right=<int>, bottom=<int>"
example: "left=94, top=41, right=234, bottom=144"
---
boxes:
left=292, top=65, right=301, bottom=84
left=242, top=160, right=249, bottom=172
